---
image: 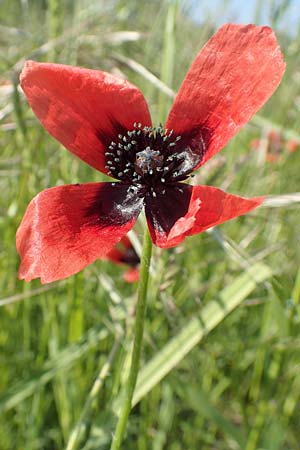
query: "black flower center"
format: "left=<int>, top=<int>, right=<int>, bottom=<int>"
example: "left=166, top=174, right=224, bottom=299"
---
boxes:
left=105, top=124, right=202, bottom=197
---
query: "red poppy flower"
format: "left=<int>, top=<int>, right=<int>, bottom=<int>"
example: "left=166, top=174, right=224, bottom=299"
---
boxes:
left=287, top=139, right=300, bottom=153
left=16, top=24, right=285, bottom=283
left=266, top=130, right=284, bottom=162
left=105, top=236, right=140, bottom=283
left=251, top=130, right=299, bottom=162
left=251, top=129, right=284, bottom=162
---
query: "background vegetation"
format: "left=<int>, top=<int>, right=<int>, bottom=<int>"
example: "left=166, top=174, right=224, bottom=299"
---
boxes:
left=0, top=0, right=300, bottom=449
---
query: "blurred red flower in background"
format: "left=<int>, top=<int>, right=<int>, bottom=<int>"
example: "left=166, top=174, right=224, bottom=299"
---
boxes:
left=286, top=139, right=300, bottom=153
left=17, top=23, right=285, bottom=283
left=251, top=130, right=300, bottom=162
left=105, top=236, right=140, bottom=283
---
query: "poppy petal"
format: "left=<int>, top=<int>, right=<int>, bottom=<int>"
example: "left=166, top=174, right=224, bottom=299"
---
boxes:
left=105, top=236, right=139, bottom=266
left=145, top=184, right=263, bottom=248
left=105, top=247, right=125, bottom=265
left=145, top=184, right=201, bottom=247
left=16, top=183, right=143, bottom=283
left=187, top=185, right=264, bottom=236
left=124, top=268, right=140, bottom=283
left=166, top=24, right=285, bottom=167
left=20, top=61, right=152, bottom=173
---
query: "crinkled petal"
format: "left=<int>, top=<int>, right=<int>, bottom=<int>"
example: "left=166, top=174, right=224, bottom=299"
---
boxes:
left=166, top=24, right=285, bottom=168
left=145, top=184, right=263, bottom=248
left=20, top=61, right=152, bottom=173
left=145, top=184, right=201, bottom=248
left=16, top=182, right=143, bottom=283
left=186, top=185, right=264, bottom=236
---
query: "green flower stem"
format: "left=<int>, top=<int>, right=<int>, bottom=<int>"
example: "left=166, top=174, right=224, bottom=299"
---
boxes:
left=110, top=227, right=153, bottom=450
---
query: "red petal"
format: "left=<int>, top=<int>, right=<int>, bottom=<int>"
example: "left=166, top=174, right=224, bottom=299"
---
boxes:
left=105, top=236, right=131, bottom=264
left=16, top=183, right=143, bottom=283
left=20, top=61, right=152, bottom=173
left=146, top=184, right=263, bottom=248
left=121, top=235, right=133, bottom=250
left=105, top=235, right=139, bottom=266
left=105, top=247, right=125, bottom=265
left=166, top=24, right=285, bottom=167
left=145, top=184, right=201, bottom=248
left=124, top=268, right=140, bottom=283
left=187, top=185, right=264, bottom=236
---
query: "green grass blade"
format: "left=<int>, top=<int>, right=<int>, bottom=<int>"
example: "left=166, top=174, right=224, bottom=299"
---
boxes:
left=132, top=263, right=272, bottom=407
left=157, top=0, right=178, bottom=122
left=182, top=386, right=246, bottom=448
left=0, top=327, right=108, bottom=413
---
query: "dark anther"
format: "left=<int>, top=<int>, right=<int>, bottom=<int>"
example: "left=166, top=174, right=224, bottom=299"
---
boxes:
left=105, top=125, right=203, bottom=195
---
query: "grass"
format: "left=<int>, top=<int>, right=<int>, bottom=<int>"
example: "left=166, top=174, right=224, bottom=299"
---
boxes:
left=1, top=0, right=300, bottom=449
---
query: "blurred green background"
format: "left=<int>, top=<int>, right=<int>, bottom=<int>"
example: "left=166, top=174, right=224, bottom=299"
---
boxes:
left=1, top=0, right=300, bottom=449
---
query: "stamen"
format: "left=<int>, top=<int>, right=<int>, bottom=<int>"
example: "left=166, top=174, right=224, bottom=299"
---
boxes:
left=105, top=125, right=200, bottom=195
